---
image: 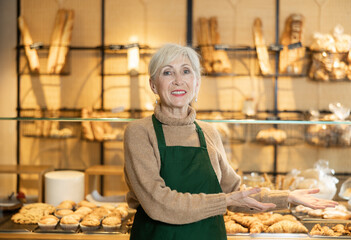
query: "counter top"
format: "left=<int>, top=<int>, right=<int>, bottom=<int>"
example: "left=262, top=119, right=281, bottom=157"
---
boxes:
left=0, top=232, right=345, bottom=240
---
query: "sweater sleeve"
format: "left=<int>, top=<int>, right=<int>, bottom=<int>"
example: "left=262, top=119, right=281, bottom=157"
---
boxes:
left=123, top=120, right=227, bottom=225
left=198, top=122, right=290, bottom=213
left=228, top=188, right=290, bottom=213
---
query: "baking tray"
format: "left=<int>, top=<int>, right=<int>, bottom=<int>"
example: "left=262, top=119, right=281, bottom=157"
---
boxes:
left=302, top=221, right=351, bottom=238
left=250, top=233, right=308, bottom=238
left=227, top=233, right=249, bottom=236
left=290, top=209, right=346, bottom=222
left=34, top=224, right=78, bottom=234
left=0, top=218, right=37, bottom=232
left=79, top=223, right=129, bottom=235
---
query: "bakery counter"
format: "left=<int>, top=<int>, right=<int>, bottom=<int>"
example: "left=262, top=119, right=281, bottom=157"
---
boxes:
left=0, top=232, right=130, bottom=240
left=0, top=232, right=131, bottom=240
left=0, top=232, right=341, bottom=240
left=2, top=202, right=351, bottom=240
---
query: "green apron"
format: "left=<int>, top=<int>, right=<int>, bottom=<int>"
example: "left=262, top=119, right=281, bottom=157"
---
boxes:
left=130, top=115, right=227, bottom=240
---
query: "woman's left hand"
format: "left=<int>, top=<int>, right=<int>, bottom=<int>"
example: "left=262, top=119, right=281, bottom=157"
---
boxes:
left=288, top=188, right=338, bottom=209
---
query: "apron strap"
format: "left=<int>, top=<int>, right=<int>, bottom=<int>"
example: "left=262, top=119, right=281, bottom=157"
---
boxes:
left=152, top=115, right=167, bottom=148
left=152, top=115, right=207, bottom=149
left=194, top=121, right=207, bottom=148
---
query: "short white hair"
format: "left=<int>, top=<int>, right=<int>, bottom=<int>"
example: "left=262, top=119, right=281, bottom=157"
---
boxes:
left=149, top=43, right=201, bottom=81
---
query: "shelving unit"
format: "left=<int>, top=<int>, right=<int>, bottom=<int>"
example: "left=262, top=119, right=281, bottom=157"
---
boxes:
left=13, top=0, right=351, bottom=197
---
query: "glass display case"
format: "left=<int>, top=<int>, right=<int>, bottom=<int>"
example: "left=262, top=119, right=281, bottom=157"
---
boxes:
left=1, top=116, right=351, bottom=239
left=3, top=0, right=351, bottom=238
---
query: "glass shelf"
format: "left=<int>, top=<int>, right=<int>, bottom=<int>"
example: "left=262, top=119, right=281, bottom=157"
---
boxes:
left=1, top=117, right=351, bottom=125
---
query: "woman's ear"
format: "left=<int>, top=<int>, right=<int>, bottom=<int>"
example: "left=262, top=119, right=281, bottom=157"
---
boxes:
left=149, top=78, right=158, bottom=94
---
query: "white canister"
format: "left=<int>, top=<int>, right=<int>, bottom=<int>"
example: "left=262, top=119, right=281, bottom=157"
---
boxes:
left=45, top=170, right=85, bottom=206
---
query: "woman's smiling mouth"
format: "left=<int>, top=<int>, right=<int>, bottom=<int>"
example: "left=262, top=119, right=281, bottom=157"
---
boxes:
left=171, top=90, right=187, bottom=96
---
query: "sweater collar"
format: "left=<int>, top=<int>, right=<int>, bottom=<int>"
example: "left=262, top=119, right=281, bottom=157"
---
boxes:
left=154, top=104, right=196, bottom=126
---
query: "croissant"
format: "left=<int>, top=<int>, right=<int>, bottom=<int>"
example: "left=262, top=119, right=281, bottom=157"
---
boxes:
left=225, top=220, right=248, bottom=234
left=253, top=212, right=272, bottom=222
left=262, top=213, right=284, bottom=226
left=332, top=224, right=346, bottom=236
left=223, top=215, right=232, bottom=222
left=310, top=224, right=337, bottom=236
left=282, top=214, right=297, bottom=222
left=266, top=220, right=308, bottom=233
left=231, top=216, right=256, bottom=227
left=310, top=224, right=323, bottom=236
left=321, top=226, right=337, bottom=236
left=250, top=221, right=267, bottom=233
left=231, top=216, right=266, bottom=233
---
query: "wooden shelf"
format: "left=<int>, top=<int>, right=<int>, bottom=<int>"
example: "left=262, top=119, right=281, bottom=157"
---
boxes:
left=0, top=165, right=54, bottom=203
left=84, top=165, right=124, bottom=196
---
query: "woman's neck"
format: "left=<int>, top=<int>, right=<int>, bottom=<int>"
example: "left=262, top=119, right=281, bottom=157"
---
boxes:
left=160, top=104, right=189, bottom=119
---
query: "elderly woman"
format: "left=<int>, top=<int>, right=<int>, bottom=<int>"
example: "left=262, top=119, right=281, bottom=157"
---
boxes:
left=123, top=43, right=337, bottom=240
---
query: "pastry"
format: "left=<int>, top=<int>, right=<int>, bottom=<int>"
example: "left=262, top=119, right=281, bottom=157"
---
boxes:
left=282, top=214, right=297, bottom=222
left=261, top=213, right=284, bottom=226
left=60, top=214, right=80, bottom=231
left=101, top=204, right=116, bottom=211
left=57, top=200, right=76, bottom=209
left=108, top=205, right=129, bottom=219
left=75, top=206, right=93, bottom=216
left=295, top=205, right=312, bottom=213
left=323, top=210, right=351, bottom=220
left=279, top=14, right=305, bottom=74
left=253, top=18, right=272, bottom=75
left=225, top=220, right=248, bottom=234
left=252, top=212, right=272, bottom=222
left=231, top=215, right=266, bottom=233
left=18, top=16, right=40, bottom=73
left=102, top=216, right=122, bottom=226
left=80, top=217, right=101, bottom=226
left=11, top=203, right=55, bottom=224
left=310, top=224, right=336, bottom=236
left=308, top=209, right=324, bottom=218
left=256, top=127, right=287, bottom=144
left=266, top=220, right=308, bottom=233
left=54, top=9, right=74, bottom=74
left=91, top=207, right=110, bottom=218
left=80, top=216, right=101, bottom=231
left=55, top=209, right=74, bottom=218
left=77, top=200, right=97, bottom=209
left=60, top=214, right=80, bottom=224
left=102, top=216, right=122, bottom=232
left=38, top=215, right=59, bottom=230
left=332, top=224, right=347, bottom=236
left=38, top=215, right=58, bottom=224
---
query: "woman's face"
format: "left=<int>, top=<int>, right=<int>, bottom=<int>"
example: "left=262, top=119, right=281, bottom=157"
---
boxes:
left=150, top=56, right=200, bottom=113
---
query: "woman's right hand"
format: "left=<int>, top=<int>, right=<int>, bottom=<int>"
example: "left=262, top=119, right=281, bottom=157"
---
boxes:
left=226, top=187, right=276, bottom=211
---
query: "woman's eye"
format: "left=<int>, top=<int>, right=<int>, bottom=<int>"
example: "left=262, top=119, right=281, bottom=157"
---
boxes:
left=183, top=69, right=190, bottom=74
left=163, top=70, right=172, bottom=76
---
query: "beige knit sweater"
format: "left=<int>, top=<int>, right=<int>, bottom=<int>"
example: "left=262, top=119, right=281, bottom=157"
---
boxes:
left=124, top=104, right=290, bottom=225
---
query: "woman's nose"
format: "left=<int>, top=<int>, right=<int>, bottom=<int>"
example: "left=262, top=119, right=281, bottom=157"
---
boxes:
left=173, top=74, right=183, bottom=85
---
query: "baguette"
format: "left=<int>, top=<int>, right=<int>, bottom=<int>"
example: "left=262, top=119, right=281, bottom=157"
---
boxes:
left=279, top=14, right=305, bottom=74
left=18, top=16, right=40, bottom=73
left=197, top=17, right=213, bottom=73
left=55, top=10, right=74, bottom=73
left=47, top=9, right=67, bottom=74
left=209, top=17, right=232, bottom=73
left=253, top=18, right=271, bottom=75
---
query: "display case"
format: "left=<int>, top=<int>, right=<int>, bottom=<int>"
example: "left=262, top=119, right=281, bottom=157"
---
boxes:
left=3, top=0, right=351, bottom=239
left=1, top=117, right=351, bottom=239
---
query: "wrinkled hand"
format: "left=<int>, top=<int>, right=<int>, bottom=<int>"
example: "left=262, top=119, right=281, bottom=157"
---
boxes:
left=288, top=188, right=338, bottom=209
left=226, top=187, right=276, bottom=211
